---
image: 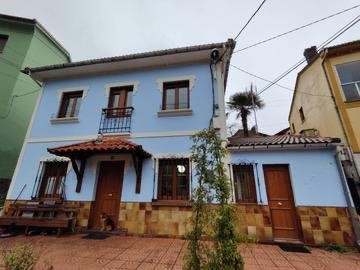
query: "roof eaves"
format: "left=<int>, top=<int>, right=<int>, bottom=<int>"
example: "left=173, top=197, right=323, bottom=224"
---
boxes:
left=25, top=39, right=235, bottom=74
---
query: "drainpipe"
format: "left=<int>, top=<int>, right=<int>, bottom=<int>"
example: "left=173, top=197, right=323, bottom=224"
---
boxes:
left=335, top=147, right=360, bottom=248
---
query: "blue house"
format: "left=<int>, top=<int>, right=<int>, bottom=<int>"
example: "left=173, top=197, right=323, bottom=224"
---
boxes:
left=2, top=39, right=358, bottom=246
left=4, top=40, right=235, bottom=235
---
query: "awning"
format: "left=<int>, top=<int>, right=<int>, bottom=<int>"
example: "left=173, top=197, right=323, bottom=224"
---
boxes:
left=48, top=135, right=151, bottom=158
left=47, top=136, right=151, bottom=193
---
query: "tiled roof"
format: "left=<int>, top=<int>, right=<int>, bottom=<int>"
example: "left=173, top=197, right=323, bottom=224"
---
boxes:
left=48, top=136, right=151, bottom=157
left=228, top=134, right=340, bottom=147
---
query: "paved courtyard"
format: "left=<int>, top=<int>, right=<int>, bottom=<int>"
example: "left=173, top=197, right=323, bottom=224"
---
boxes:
left=0, top=234, right=360, bottom=269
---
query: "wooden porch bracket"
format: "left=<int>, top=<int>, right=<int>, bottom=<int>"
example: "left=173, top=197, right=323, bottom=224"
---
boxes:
left=132, top=153, right=144, bottom=194
left=70, top=157, right=87, bottom=193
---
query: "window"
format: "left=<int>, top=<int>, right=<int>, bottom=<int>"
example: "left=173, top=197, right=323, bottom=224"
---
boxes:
left=232, top=165, right=257, bottom=203
left=299, top=107, right=305, bottom=123
left=158, top=159, right=189, bottom=200
left=162, top=80, right=189, bottom=110
left=58, top=91, right=83, bottom=118
left=107, top=86, right=133, bottom=117
left=336, top=61, right=360, bottom=101
left=0, top=35, right=8, bottom=53
left=38, top=161, right=68, bottom=199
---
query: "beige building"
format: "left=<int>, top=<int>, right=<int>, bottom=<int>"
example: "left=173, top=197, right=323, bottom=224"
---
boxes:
left=289, top=41, right=360, bottom=171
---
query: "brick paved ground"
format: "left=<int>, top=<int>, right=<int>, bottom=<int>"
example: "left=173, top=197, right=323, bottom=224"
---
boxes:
left=0, top=234, right=360, bottom=269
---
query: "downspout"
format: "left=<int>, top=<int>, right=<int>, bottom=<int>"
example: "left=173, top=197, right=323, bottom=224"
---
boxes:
left=335, top=147, right=360, bottom=248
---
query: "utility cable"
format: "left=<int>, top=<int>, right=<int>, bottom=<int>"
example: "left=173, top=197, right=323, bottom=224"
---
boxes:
left=234, top=4, right=360, bottom=53
left=234, top=0, right=267, bottom=40
left=258, top=15, right=360, bottom=95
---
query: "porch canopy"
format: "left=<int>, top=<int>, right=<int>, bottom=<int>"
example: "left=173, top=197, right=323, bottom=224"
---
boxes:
left=48, top=135, right=151, bottom=193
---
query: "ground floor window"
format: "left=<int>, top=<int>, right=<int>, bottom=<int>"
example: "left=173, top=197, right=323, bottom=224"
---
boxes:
left=232, top=164, right=257, bottom=203
left=158, top=158, right=189, bottom=200
left=37, top=161, right=68, bottom=199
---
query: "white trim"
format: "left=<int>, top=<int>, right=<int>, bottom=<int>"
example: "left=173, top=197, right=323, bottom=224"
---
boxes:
left=38, top=156, right=72, bottom=173
left=26, top=130, right=199, bottom=143
left=157, top=109, right=192, bottom=117
left=57, top=86, right=89, bottom=101
left=152, top=152, right=191, bottom=159
left=50, top=117, right=79, bottom=124
left=104, top=81, right=140, bottom=97
left=6, top=84, right=46, bottom=200
left=156, top=75, right=196, bottom=93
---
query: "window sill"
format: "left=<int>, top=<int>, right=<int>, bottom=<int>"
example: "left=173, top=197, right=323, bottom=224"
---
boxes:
left=157, top=109, right=192, bottom=117
left=344, top=99, right=360, bottom=104
left=152, top=200, right=192, bottom=207
left=50, top=117, right=79, bottom=124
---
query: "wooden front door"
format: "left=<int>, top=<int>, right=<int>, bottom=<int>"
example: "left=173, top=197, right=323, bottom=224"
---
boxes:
left=263, top=165, right=301, bottom=241
left=89, top=161, right=125, bottom=229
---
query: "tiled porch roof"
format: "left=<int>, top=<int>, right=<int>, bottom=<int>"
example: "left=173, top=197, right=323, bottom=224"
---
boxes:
left=48, top=136, right=151, bottom=157
left=228, top=134, right=340, bottom=148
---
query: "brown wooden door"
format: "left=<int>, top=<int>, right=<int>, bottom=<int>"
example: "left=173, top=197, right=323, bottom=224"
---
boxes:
left=89, top=161, right=125, bottom=229
left=263, top=165, right=301, bottom=241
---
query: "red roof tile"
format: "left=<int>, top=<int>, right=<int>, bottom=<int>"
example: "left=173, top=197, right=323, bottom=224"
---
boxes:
left=228, top=134, right=340, bottom=147
left=48, top=136, right=151, bottom=157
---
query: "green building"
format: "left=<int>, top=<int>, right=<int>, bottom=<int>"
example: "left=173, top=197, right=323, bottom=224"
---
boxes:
left=0, top=14, right=71, bottom=193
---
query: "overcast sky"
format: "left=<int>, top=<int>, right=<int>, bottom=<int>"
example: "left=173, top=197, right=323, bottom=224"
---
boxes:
left=2, top=0, right=359, bottom=134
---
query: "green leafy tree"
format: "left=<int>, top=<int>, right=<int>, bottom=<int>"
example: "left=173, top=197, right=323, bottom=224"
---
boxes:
left=227, top=84, right=264, bottom=137
left=184, top=129, right=243, bottom=270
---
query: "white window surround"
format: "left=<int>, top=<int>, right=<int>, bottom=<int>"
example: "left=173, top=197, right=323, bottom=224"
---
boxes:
left=57, top=86, right=89, bottom=101
left=38, top=156, right=72, bottom=173
left=50, top=117, right=79, bottom=124
left=104, top=81, right=140, bottom=97
left=156, top=75, right=196, bottom=93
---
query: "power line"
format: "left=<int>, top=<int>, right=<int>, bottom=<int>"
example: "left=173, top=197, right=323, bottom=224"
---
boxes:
left=234, top=0, right=267, bottom=40
left=230, top=64, right=293, bottom=90
left=233, top=4, right=360, bottom=53
left=230, top=64, right=332, bottom=97
left=258, top=15, right=360, bottom=95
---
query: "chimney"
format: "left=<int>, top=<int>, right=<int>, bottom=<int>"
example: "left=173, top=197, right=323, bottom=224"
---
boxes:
left=303, top=46, right=318, bottom=64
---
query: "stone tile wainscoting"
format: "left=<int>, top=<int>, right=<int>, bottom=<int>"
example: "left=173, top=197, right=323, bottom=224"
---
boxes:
left=298, top=206, right=355, bottom=246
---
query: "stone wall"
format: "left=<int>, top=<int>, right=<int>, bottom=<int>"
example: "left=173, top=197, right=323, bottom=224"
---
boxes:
left=298, top=206, right=355, bottom=246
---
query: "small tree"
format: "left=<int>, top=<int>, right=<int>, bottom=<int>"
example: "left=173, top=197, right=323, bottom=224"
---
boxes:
left=184, top=129, right=243, bottom=270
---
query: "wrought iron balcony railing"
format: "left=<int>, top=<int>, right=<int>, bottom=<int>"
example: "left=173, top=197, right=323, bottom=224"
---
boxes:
left=98, top=107, right=134, bottom=134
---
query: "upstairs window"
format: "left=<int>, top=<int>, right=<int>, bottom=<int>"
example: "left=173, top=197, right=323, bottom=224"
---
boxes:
left=162, top=80, right=189, bottom=110
left=0, top=35, right=8, bottom=53
left=336, top=61, right=360, bottom=102
left=37, top=161, right=68, bottom=199
left=232, top=165, right=257, bottom=203
left=158, top=159, right=189, bottom=200
left=108, top=86, right=133, bottom=108
left=299, top=107, right=305, bottom=123
left=58, top=91, right=83, bottom=118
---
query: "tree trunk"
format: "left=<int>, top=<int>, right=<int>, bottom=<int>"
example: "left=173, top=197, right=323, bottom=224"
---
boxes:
left=241, top=108, right=249, bottom=137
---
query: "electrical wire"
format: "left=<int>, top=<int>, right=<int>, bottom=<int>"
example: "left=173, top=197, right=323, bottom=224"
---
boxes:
left=234, top=0, right=267, bottom=40
left=230, top=64, right=333, bottom=97
left=233, top=4, right=360, bottom=53
left=258, top=15, right=360, bottom=95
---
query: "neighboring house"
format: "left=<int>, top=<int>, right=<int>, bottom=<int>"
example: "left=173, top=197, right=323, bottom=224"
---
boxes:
left=274, top=127, right=290, bottom=135
left=0, top=14, right=71, bottom=194
left=228, top=134, right=359, bottom=246
left=289, top=41, right=360, bottom=211
left=4, top=40, right=235, bottom=235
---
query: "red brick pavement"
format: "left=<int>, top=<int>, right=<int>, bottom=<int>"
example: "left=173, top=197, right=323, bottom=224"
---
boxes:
left=0, top=234, right=360, bottom=269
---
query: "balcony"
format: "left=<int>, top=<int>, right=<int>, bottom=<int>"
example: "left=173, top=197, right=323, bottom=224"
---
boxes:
left=98, top=107, right=134, bottom=134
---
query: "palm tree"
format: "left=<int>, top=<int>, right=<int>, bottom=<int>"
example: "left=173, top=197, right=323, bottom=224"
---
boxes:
left=227, top=84, right=265, bottom=137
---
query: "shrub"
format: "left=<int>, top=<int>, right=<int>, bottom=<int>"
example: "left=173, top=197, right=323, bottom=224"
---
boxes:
left=3, top=244, right=38, bottom=270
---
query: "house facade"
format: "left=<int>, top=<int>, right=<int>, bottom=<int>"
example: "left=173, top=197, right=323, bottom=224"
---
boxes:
left=289, top=40, right=360, bottom=213
left=228, top=134, right=358, bottom=247
left=5, top=40, right=235, bottom=236
left=0, top=14, right=71, bottom=189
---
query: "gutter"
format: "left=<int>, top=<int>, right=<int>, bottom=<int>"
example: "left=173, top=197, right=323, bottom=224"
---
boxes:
left=335, top=147, right=360, bottom=248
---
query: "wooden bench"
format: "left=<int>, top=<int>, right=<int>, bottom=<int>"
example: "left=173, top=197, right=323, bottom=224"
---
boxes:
left=0, top=202, right=80, bottom=236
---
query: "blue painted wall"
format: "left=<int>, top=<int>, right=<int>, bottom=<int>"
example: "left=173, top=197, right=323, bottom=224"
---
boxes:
left=30, top=63, right=212, bottom=138
left=9, top=136, right=196, bottom=202
left=230, top=148, right=347, bottom=207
